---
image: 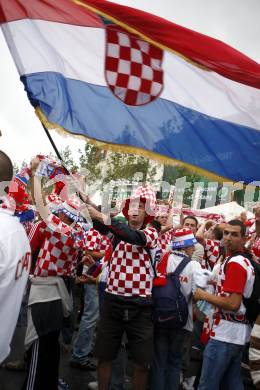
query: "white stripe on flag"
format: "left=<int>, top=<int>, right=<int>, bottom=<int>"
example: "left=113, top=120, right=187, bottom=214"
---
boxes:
left=2, top=19, right=260, bottom=130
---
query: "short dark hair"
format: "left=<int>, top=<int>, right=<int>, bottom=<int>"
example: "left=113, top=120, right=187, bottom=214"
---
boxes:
left=213, top=225, right=223, bottom=241
left=0, top=151, right=13, bottom=182
left=183, top=215, right=198, bottom=227
left=227, top=219, right=246, bottom=237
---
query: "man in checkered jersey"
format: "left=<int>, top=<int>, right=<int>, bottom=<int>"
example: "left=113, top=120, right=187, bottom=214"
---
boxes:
left=21, top=157, right=91, bottom=390
left=194, top=220, right=255, bottom=390
left=87, top=185, right=158, bottom=390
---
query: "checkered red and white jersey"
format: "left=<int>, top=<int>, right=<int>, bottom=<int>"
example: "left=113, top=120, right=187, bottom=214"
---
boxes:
left=202, top=239, right=220, bottom=270
left=157, top=228, right=176, bottom=251
left=84, top=228, right=102, bottom=251
left=23, top=221, right=34, bottom=236
left=157, top=231, right=171, bottom=251
left=31, top=214, right=87, bottom=277
left=99, top=234, right=112, bottom=253
left=84, top=228, right=111, bottom=253
left=252, top=236, right=260, bottom=257
left=106, top=227, right=158, bottom=297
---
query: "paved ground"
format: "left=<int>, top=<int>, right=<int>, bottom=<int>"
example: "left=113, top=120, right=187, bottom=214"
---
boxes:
left=0, top=326, right=256, bottom=390
left=0, top=351, right=97, bottom=390
left=0, top=327, right=96, bottom=390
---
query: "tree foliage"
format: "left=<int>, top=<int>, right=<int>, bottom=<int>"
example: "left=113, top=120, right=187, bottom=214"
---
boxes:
left=162, top=164, right=209, bottom=206
left=60, top=146, right=79, bottom=172
left=18, top=143, right=258, bottom=208
left=76, top=142, right=153, bottom=188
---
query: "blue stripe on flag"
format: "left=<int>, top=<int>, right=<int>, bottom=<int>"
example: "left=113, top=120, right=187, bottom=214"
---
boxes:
left=21, top=72, right=260, bottom=183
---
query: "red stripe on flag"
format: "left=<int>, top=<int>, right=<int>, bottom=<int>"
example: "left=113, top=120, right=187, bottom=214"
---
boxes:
left=80, top=0, right=260, bottom=89
left=1, top=0, right=260, bottom=88
left=0, top=0, right=103, bottom=28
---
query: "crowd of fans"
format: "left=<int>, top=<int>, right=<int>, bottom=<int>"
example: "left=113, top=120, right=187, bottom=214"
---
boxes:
left=0, top=151, right=259, bottom=390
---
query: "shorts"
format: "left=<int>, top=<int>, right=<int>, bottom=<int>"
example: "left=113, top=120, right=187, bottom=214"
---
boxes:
left=94, top=293, right=154, bottom=366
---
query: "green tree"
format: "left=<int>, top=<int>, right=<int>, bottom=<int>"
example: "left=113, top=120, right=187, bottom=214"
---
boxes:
left=78, top=143, right=105, bottom=189
left=163, top=164, right=209, bottom=207
left=60, top=146, right=79, bottom=172
left=77, top=142, right=156, bottom=189
left=103, top=152, right=150, bottom=185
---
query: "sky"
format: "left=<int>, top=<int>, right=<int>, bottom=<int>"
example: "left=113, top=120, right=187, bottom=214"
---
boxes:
left=0, top=0, right=259, bottom=165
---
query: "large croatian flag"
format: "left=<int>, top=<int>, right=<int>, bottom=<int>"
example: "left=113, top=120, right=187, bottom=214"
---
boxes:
left=1, top=0, right=260, bottom=183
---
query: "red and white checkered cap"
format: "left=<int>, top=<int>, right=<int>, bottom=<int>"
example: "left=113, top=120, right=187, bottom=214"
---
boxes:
left=47, top=193, right=62, bottom=211
left=122, top=185, right=156, bottom=223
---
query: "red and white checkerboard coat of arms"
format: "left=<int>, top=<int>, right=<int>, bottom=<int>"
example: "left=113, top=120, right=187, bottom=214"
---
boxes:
left=105, top=24, right=164, bottom=106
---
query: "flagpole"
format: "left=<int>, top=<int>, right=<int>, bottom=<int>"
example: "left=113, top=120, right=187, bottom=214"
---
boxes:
left=41, top=122, right=95, bottom=207
left=41, top=123, right=64, bottom=163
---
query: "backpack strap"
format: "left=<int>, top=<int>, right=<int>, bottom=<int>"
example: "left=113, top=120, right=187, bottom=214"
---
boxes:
left=223, top=255, right=232, bottom=273
left=144, top=247, right=158, bottom=278
left=173, top=255, right=190, bottom=278
left=223, top=251, right=251, bottom=273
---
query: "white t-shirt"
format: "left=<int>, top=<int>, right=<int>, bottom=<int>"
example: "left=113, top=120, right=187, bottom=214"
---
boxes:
left=166, top=252, right=209, bottom=331
left=0, top=209, right=31, bottom=363
left=211, top=254, right=254, bottom=345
